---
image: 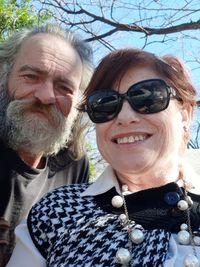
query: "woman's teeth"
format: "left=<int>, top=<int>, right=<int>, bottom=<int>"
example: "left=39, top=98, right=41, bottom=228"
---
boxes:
left=116, top=135, right=147, bottom=144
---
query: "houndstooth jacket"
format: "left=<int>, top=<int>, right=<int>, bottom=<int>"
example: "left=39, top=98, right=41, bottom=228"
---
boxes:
left=26, top=166, right=200, bottom=267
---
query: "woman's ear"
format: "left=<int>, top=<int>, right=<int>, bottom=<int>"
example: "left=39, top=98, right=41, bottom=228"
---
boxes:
left=181, top=103, right=192, bottom=130
left=179, top=103, right=193, bottom=152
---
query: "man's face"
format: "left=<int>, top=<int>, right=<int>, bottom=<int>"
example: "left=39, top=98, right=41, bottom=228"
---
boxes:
left=1, top=33, right=83, bottom=156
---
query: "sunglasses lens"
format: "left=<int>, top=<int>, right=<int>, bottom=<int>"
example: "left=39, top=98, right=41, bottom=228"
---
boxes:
left=87, top=90, right=119, bottom=123
left=128, top=79, right=169, bottom=114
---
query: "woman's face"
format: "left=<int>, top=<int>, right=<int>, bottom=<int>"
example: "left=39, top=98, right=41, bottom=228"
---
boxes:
left=95, top=66, right=191, bottom=176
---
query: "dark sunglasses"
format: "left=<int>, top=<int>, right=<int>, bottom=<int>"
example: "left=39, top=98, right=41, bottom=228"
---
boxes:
left=85, top=79, right=179, bottom=123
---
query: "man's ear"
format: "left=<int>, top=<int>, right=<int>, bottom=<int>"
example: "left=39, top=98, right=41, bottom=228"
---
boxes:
left=181, top=103, right=192, bottom=129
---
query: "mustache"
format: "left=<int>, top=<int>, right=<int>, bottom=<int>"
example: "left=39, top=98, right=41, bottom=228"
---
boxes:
left=7, top=98, right=64, bottom=127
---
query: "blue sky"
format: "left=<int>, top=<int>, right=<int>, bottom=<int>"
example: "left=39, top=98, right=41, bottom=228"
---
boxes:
left=82, top=0, right=200, bottom=96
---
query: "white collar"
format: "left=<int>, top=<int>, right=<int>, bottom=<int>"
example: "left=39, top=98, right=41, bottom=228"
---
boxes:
left=81, top=165, right=121, bottom=197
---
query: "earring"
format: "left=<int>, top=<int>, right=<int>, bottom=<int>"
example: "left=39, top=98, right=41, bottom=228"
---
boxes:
left=183, top=126, right=188, bottom=133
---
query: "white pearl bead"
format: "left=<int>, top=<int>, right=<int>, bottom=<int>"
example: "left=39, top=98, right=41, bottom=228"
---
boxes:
left=111, top=195, right=123, bottom=208
left=122, top=185, right=129, bottom=192
left=177, top=230, right=190, bottom=245
left=194, top=236, right=200, bottom=246
left=130, top=229, right=145, bottom=244
left=186, top=196, right=194, bottom=206
left=177, top=200, right=189, bottom=211
left=119, top=213, right=127, bottom=223
left=184, top=253, right=199, bottom=267
left=116, top=248, right=131, bottom=264
left=180, top=223, right=188, bottom=230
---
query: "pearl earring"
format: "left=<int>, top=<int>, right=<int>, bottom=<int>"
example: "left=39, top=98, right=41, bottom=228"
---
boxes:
left=183, top=125, right=188, bottom=133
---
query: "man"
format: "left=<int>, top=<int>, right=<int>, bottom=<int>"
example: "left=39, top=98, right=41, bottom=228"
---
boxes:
left=0, top=24, right=93, bottom=265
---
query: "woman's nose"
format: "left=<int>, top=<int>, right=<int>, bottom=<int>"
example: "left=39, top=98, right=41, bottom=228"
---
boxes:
left=34, top=81, right=56, bottom=105
left=116, top=100, right=140, bottom=125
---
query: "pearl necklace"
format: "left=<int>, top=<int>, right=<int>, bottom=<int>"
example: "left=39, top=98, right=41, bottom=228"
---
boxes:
left=111, top=183, right=200, bottom=267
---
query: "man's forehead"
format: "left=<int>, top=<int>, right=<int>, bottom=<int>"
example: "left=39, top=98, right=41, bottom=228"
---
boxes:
left=15, top=34, right=81, bottom=67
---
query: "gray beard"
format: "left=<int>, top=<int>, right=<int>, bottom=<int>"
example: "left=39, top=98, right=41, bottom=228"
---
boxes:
left=0, top=87, right=78, bottom=156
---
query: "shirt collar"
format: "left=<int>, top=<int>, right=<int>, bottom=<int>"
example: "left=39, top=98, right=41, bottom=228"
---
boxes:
left=81, top=165, right=121, bottom=197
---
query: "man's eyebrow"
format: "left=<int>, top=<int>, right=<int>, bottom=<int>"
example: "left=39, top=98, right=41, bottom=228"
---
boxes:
left=19, top=65, right=77, bottom=89
left=19, top=65, right=46, bottom=74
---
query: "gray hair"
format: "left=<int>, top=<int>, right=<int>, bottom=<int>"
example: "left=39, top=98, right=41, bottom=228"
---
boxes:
left=0, top=24, right=93, bottom=159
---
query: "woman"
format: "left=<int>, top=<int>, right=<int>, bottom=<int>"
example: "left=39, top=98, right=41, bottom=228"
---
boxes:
left=7, top=48, right=200, bottom=267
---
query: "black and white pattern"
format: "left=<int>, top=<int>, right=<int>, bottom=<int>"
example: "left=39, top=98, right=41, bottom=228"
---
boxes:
left=28, top=184, right=171, bottom=267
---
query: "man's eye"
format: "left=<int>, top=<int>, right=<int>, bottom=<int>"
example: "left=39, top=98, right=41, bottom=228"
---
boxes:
left=22, top=74, right=38, bottom=81
left=57, top=85, right=73, bottom=94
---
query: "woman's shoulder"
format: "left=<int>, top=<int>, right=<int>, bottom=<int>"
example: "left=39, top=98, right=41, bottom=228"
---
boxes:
left=29, top=183, right=91, bottom=215
left=184, top=149, right=200, bottom=174
left=27, top=183, right=91, bottom=237
left=27, top=183, right=92, bottom=258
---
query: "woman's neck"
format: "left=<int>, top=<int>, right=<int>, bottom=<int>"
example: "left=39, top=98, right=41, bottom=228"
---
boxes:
left=115, top=161, right=181, bottom=193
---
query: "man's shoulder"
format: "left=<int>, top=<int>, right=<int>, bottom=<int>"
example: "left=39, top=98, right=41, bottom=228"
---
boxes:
left=48, top=148, right=89, bottom=178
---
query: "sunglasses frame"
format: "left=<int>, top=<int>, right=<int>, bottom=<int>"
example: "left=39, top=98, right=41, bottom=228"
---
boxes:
left=85, top=79, right=178, bottom=123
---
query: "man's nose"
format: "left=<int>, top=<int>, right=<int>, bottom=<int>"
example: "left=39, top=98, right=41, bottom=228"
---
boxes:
left=34, top=81, right=56, bottom=105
